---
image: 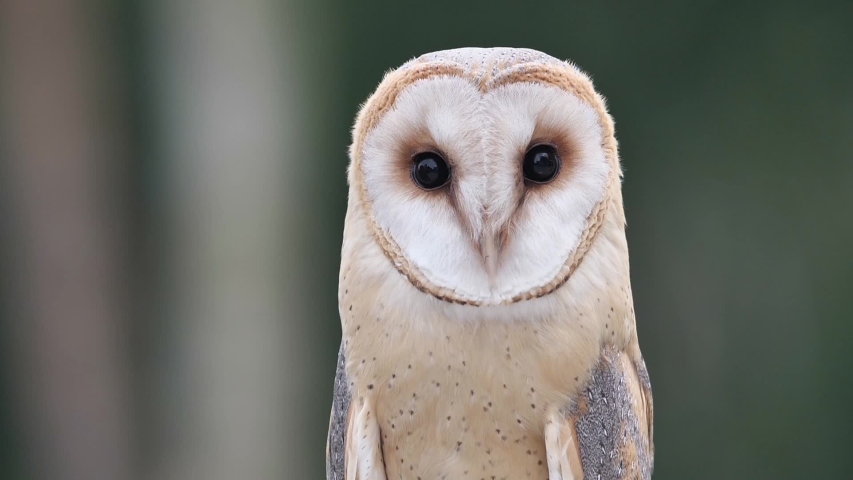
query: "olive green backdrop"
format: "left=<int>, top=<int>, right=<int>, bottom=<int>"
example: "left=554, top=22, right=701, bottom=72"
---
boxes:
left=1, top=0, right=851, bottom=479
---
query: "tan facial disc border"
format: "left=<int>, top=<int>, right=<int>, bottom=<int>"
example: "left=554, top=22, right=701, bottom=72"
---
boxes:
left=350, top=60, right=620, bottom=306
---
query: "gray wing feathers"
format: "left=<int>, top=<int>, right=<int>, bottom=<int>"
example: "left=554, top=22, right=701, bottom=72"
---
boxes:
left=327, top=341, right=351, bottom=480
left=570, top=348, right=653, bottom=480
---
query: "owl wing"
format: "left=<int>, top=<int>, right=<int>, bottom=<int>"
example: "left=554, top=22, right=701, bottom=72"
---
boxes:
left=327, top=341, right=387, bottom=480
left=327, top=341, right=352, bottom=480
left=561, top=343, right=654, bottom=480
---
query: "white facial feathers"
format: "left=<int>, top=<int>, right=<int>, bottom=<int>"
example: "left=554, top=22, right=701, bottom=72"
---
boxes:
left=360, top=77, right=609, bottom=305
left=486, top=83, right=609, bottom=296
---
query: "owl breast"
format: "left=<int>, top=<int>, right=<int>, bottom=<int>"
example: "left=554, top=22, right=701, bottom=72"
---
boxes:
left=350, top=323, right=554, bottom=478
left=339, top=264, right=619, bottom=478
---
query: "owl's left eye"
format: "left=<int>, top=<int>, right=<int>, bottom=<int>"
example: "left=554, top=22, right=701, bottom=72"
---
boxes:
left=411, top=152, right=451, bottom=190
left=523, top=144, right=561, bottom=184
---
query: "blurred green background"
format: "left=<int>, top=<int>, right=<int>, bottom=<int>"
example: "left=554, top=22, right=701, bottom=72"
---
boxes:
left=1, top=0, right=851, bottom=479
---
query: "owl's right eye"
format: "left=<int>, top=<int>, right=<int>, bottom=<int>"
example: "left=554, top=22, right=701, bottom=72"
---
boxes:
left=411, top=152, right=451, bottom=190
left=522, top=144, right=561, bottom=184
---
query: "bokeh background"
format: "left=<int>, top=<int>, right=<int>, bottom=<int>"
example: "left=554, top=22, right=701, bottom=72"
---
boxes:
left=1, top=0, right=851, bottom=479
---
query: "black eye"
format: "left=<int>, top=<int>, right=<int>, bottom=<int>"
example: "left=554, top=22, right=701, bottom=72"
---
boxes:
left=522, top=144, right=561, bottom=184
left=411, top=152, right=451, bottom=190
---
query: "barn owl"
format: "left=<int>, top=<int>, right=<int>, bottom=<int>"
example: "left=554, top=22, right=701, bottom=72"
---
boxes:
left=327, top=47, right=653, bottom=480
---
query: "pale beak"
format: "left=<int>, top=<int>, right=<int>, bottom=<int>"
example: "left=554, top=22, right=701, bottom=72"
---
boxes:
left=479, top=230, right=501, bottom=281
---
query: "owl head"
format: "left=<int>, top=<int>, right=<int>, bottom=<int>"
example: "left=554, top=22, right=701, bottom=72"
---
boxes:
left=345, top=48, right=626, bottom=309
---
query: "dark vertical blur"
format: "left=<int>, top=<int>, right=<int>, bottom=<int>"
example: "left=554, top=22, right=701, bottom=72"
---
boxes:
left=0, top=1, right=851, bottom=479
